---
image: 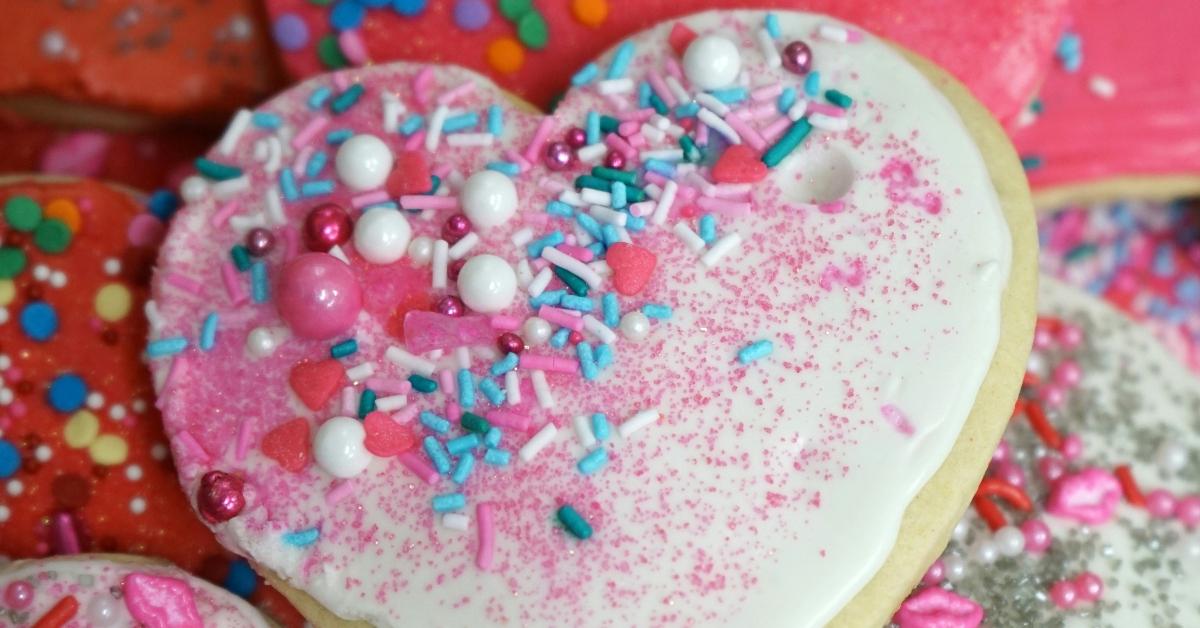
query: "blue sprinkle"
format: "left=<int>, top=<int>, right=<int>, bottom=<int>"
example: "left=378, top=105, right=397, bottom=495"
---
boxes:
left=423, top=436, right=451, bottom=474
left=251, top=260, right=269, bottom=303
left=147, top=189, right=180, bottom=220
left=329, top=0, right=366, bottom=30
left=698, top=214, right=717, bottom=244
left=577, top=448, right=608, bottom=476
left=550, top=327, right=571, bottom=349
left=0, top=440, right=19, bottom=478
left=252, top=112, right=282, bottom=129
left=529, top=289, right=565, bottom=309
left=607, top=40, right=635, bottom=79
left=804, top=72, right=821, bottom=97
left=47, top=373, right=87, bottom=413
left=224, top=559, right=258, bottom=598
left=399, top=115, right=425, bottom=136
left=644, top=159, right=675, bottom=177
left=595, top=344, right=613, bottom=370
left=602, top=293, right=620, bottom=327
left=526, top=231, right=565, bottom=258
left=479, top=378, right=505, bottom=405
left=708, top=87, right=748, bottom=104
left=560, top=295, right=594, bottom=312
left=1176, top=276, right=1200, bottom=305
left=325, top=129, right=353, bottom=145
left=1020, top=155, right=1044, bottom=171
left=364, top=201, right=399, bottom=211
left=487, top=104, right=504, bottom=136
left=392, top=0, right=427, bottom=16
left=577, top=342, right=599, bottom=381
left=637, top=81, right=652, bottom=109
left=765, top=13, right=781, bottom=39
left=301, top=180, right=335, bottom=197
left=1153, top=244, right=1175, bottom=277
left=279, top=168, right=299, bottom=201
left=199, top=312, right=219, bottom=351
left=591, top=413, right=610, bottom=441
left=446, top=434, right=481, bottom=456
left=330, top=84, right=364, bottom=114
left=486, top=161, right=521, bottom=177
left=420, top=410, right=451, bottom=434
left=601, top=224, right=621, bottom=247
left=432, top=492, right=466, bottom=512
left=484, top=427, right=502, bottom=449
left=586, top=242, right=605, bottom=257
left=642, top=303, right=672, bottom=319
left=586, top=110, right=601, bottom=145
left=457, top=369, right=476, bottom=409
left=490, top=352, right=520, bottom=376
left=575, top=213, right=603, bottom=240
left=308, top=86, right=332, bottom=109
left=19, top=301, right=58, bottom=342
left=1062, top=54, right=1083, bottom=73
left=546, top=200, right=575, bottom=218
left=146, top=336, right=188, bottom=358
left=778, top=86, right=797, bottom=113
left=737, top=339, right=774, bottom=365
left=610, top=181, right=627, bottom=209
left=305, top=151, right=328, bottom=178
left=451, top=453, right=475, bottom=485
left=282, top=528, right=320, bottom=548
left=443, top=111, right=480, bottom=133
left=484, top=448, right=511, bottom=466
left=571, top=62, right=599, bottom=86
left=626, top=215, right=646, bottom=232
left=674, top=102, right=700, bottom=118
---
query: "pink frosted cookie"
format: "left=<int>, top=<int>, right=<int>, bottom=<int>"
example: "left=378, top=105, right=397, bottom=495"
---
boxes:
left=150, top=11, right=1034, bottom=626
left=0, top=554, right=271, bottom=627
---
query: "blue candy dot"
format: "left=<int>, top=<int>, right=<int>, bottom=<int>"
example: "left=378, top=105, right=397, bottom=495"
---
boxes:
left=48, top=373, right=87, bottom=413
left=147, top=189, right=180, bottom=221
left=355, top=0, right=390, bottom=7
left=0, top=440, right=19, bottom=478
left=19, top=301, right=58, bottom=342
left=329, top=0, right=366, bottom=30
left=453, top=0, right=490, bottom=30
left=273, top=13, right=310, bottom=51
left=392, top=0, right=427, bottom=17
left=224, top=559, right=258, bottom=598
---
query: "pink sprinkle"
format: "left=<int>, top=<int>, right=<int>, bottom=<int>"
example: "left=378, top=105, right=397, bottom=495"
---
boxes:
left=696, top=196, right=751, bottom=216
left=846, top=29, right=864, bottom=42
left=558, top=244, right=594, bottom=263
left=628, top=201, right=655, bottom=217
left=52, top=511, right=81, bottom=554
left=647, top=71, right=677, bottom=107
left=404, top=130, right=426, bottom=151
left=490, top=315, right=522, bottom=331
left=518, top=353, right=558, bottom=372
left=523, top=116, right=557, bottom=164
left=392, top=404, right=420, bottom=424
left=446, top=401, right=462, bottom=423
left=235, top=417, right=253, bottom=461
left=331, top=71, right=351, bottom=91
left=413, top=67, right=434, bottom=105
left=338, top=30, right=369, bottom=65
left=644, top=171, right=670, bottom=188
left=210, top=201, right=242, bottom=228
left=365, top=377, right=411, bottom=395
left=880, top=404, right=916, bottom=436
left=664, top=57, right=683, bottom=81
left=761, top=116, right=791, bottom=143
left=747, top=101, right=778, bottom=120
left=807, top=102, right=846, bottom=117
left=400, top=194, right=459, bottom=210
left=751, top=83, right=783, bottom=101
left=352, top=190, right=390, bottom=209
left=627, top=133, right=647, bottom=149
left=283, top=227, right=299, bottom=261
left=713, top=183, right=752, bottom=198
left=538, top=177, right=567, bottom=194
left=695, top=122, right=709, bottom=146
left=552, top=357, right=580, bottom=373
left=485, top=410, right=531, bottom=431
left=724, top=114, right=767, bottom=151
left=165, top=273, right=204, bottom=297
left=615, top=108, right=654, bottom=122
left=162, top=355, right=189, bottom=397
left=431, top=163, right=452, bottom=178
left=618, top=121, right=640, bottom=137
left=819, top=201, right=847, bottom=214
left=340, top=386, right=357, bottom=415
left=437, top=81, right=476, bottom=106
left=398, top=452, right=439, bottom=484
left=439, top=369, right=456, bottom=395
left=292, top=115, right=331, bottom=150
left=221, top=263, right=247, bottom=304
left=293, top=146, right=314, bottom=177
left=503, top=149, right=532, bottom=172
left=538, top=306, right=584, bottom=331
left=325, top=480, right=355, bottom=505
left=476, top=502, right=496, bottom=571
left=604, top=133, right=636, bottom=161
left=177, top=430, right=210, bottom=464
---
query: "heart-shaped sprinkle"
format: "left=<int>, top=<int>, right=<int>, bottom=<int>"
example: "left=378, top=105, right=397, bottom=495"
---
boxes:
left=123, top=572, right=204, bottom=628
left=711, top=145, right=768, bottom=184
left=606, top=242, right=657, bottom=296
left=288, top=359, right=344, bottom=411
left=668, top=22, right=697, bottom=58
left=363, top=411, right=418, bottom=457
left=261, top=418, right=312, bottom=473
left=387, top=150, right=433, bottom=197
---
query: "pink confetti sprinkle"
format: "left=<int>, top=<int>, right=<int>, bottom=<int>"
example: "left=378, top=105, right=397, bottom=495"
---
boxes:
left=476, top=502, right=496, bottom=571
left=485, top=410, right=531, bottom=431
left=523, top=116, right=557, bottom=164
left=210, top=201, right=242, bottom=228
left=696, top=196, right=751, bottom=216
left=647, top=72, right=677, bottom=107
left=490, top=315, right=522, bottom=331
left=446, top=401, right=462, bottom=423
left=177, top=430, right=210, bottom=465
left=325, top=480, right=355, bottom=505
left=165, top=273, right=204, bottom=297
left=404, top=130, right=426, bottom=151
left=365, top=377, right=411, bottom=395
left=52, top=511, right=81, bottom=554
left=724, top=115, right=767, bottom=151
left=437, top=81, right=476, bottom=106
left=399, top=195, right=459, bottom=210
left=398, top=452, right=439, bottom=485
left=220, top=262, right=247, bottom=305
left=235, top=417, right=253, bottom=461
left=537, top=306, right=584, bottom=331
left=292, top=116, right=331, bottom=150
left=352, top=190, right=391, bottom=209
left=880, top=404, right=916, bottom=436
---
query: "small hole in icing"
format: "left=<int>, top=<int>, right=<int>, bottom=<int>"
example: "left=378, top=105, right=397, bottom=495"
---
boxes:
left=779, top=143, right=856, bottom=205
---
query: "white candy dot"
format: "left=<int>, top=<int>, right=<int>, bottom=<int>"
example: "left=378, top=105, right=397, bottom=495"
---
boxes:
left=227, top=15, right=252, bottom=40
left=0, top=355, right=10, bottom=370
left=130, top=497, right=146, bottom=514
left=1157, top=441, right=1189, bottom=473
left=460, top=170, right=518, bottom=229
left=131, top=399, right=147, bottom=414
left=619, top=311, right=650, bottom=342
left=125, top=465, right=143, bottom=481
left=942, top=554, right=966, bottom=582
left=408, top=236, right=434, bottom=266
left=34, top=445, right=51, bottom=463
left=86, top=392, right=104, bottom=409
left=683, top=35, right=742, bottom=90
left=522, top=317, right=553, bottom=346
left=0, top=505, right=9, bottom=522
left=993, top=525, right=1026, bottom=557
left=32, top=264, right=50, bottom=281
left=108, top=404, right=126, bottom=420
left=103, top=258, right=122, bottom=276
left=0, top=389, right=14, bottom=405
left=313, top=416, right=373, bottom=478
left=353, top=208, right=412, bottom=265
left=41, top=30, right=66, bottom=57
left=49, top=271, right=67, bottom=288
left=456, top=254, right=517, bottom=314
left=971, top=540, right=998, bottom=564
left=0, top=308, right=7, bottom=325
left=150, top=443, right=168, bottom=461
left=6, top=480, right=23, bottom=497
left=246, top=327, right=279, bottom=358
left=335, top=134, right=394, bottom=191
left=179, top=175, right=210, bottom=203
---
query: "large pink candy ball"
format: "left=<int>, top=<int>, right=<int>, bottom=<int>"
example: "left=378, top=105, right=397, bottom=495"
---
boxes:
left=197, top=470, right=245, bottom=524
left=276, top=253, right=363, bottom=340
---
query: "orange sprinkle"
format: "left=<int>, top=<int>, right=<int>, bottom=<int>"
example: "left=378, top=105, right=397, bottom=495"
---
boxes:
left=43, top=198, right=81, bottom=233
left=571, top=0, right=608, bottom=27
left=486, top=37, right=525, bottom=74
left=1114, top=464, right=1147, bottom=507
left=33, top=595, right=78, bottom=628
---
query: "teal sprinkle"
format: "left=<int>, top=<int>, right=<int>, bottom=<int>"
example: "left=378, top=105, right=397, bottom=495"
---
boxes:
left=575, top=213, right=603, bottom=240
left=486, top=161, right=521, bottom=177
left=699, top=214, right=717, bottom=244
left=308, top=86, right=332, bottom=109
left=325, top=129, right=353, bottom=144
left=594, top=344, right=613, bottom=370
left=423, top=436, right=451, bottom=474
left=489, top=352, right=520, bottom=376
left=442, top=111, right=479, bottom=133
left=194, top=157, right=242, bottom=181
left=550, top=327, right=571, bottom=349
left=146, top=337, right=188, bottom=358
left=804, top=72, right=821, bottom=97
left=560, top=294, right=593, bottom=312
left=610, top=181, right=627, bottom=209
left=446, top=434, right=481, bottom=456
left=825, top=89, right=853, bottom=109
left=357, top=389, right=376, bottom=418
left=557, top=505, right=593, bottom=540
left=575, top=175, right=611, bottom=191
left=778, top=86, right=797, bottom=113
left=479, top=377, right=505, bottom=405
left=279, top=168, right=299, bottom=201
left=252, top=112, right=282, bottom=129
left=607, top=40, right=635, bottom=79
left=432, top=493, right=466, bottom=513
left=461, top=412, right=490, bottom=434
left=762, top=118, right=813, bottom=168
left=419, top=410, right=451, bottom=434
left=1065, top=243, right=1097, bottom=263
left=282, top=528, right=320, bottom=548
left=586, top=110, right=601, bottom=145
left=484, top=427, right=502, bottom=448
left=641, top=303, right=672, bottom=319
left=487, top=104, right=504, bottom=135
left=737, top=339, right=774, bottom=365
left=577, top=448, right=608, bottom=476
left=553, top=266, right=589, bottom=296
left=765, top=13, right=781, bottom=38
left=484, top=448, right=510, bottom=466
left=546, top=200, right=575, bottom=218
left=577, top=342, right=599, bottom=381
left=199, top=312, right=219, bottom=351
left=250, top=261, right=269, bottom=303
left=571, top=62, right=599, bottom=86
left=591, top=166, right=637, bottom=185
left=526, top=231, right=565, bottom=258
left=230, top=245, right=251, bottom=272
left=626, top=215, right=645, bottom=232
left=330, top=338, right=357, bottom=359
left=457, top=368, right=475, bottom=409
left=529, top=289, right=565, bottom=309
left=451, top=453, right=475, bottom=485
left=409, top=374, right=438, bottom=394
left=305, top=151, right=327, bottom=178
left=648, top=91, right=669, bottom=115
left=330, top=83, right=365, bottom=114
left=602, top=293, right=620, bottom=328
left=591, top=413, right=610, bottom=441
left=301, top=180, right=335, bottom=197
left=675, top=102, right=700, bottom=118
left=1021, top=155, right=1044, bottom=171
left=708, top=87, right=748, bottom=104
left=601, top=224, right=621, bottom=247
left=399, top=115, right=425, bottom=136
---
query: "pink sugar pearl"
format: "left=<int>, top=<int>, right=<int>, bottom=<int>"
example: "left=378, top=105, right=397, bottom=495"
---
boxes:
left=1053, top=359, right=1082, bottom=387
left=4, top=580, right=33, bottom=610
left=991, top=459, right=1026, bottom=489
left=1146, top=489, right=1178, bottom=519
left=1074, top=572, right=1104, bottom=602
left=1038, top=455, right=1067, bottom=483
left=1049, top=580, right=1079, bottom=609
left=1057, top=323, right=1084, bottom=349
left=1060, top=434, right=1084, bottom=461
left=1021, top=518, right=1052, bottom=554
left=992, top=440, right=1011, bottom=463
left=1175, top=495, right=1200, bottom=527
left=921, top=559, right=944, bottom=586
left=1041, top=384, right=1066, bottom=408
left=275, top=253, right=363, bottom=340
left=1033, top=326, right=1055, bottom=350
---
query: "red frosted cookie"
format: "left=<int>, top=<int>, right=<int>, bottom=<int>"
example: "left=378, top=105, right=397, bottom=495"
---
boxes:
left=264, top=0, right=1068, bottom=122
left=1, top=1, right=283, bottom=125
left=1011, top=0, right=1200, bottom=208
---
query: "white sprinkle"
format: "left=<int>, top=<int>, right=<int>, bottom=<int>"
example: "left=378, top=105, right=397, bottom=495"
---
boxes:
left=580, top=188, right=613, bottom=206
left=643, top=183, right=663, bottom=200
left=701, top=233, right=742, bottom=268
left=582, top=315, right=617, bottom=344
left=673, top=221, right=707, bottom=253
left=425, top=105, right=449, bottom=152
left=589, top=204, right=628, bottom=226
left=664, top=75, right=691, bottom=104
left=382, top=93, right=407, bottom=133
left=558, top=189, right=585, bottom=207
left=628, top=201, right=655, bottom=218
left=519, top=423, right=558, bottom=462
left=511, top=227, right=535, bottom=248
left=818, top=23, right=850, bottom=43
left=262, top=136, right=282, bottom=174
left=787, top=99, right=809, bottom=121
left=447, top=133, right=495, bottom=147
left=144, top=300, right=164, bottom=333
left=597, top=78, right=635, bottom=94
left=264, top=186, right=286, bottom=225
left=528, top=267, right=554, bottom=297
left=809, top=113, right=849, bottom=132
left=589, top=259, right=612, bottom=277
left=515, top=258, right=534, bottom=287
left=640, top=148, right=684, bottom=162
left=531, top=369, right=554, bottom=408
left=1089, top=75, right=1117, bottom=100
left=695, top=93, right=730, bottom=116
left=212, top=175, right=250, bottom=200
left=374, top=394, right=409, bottom=412
left=345, top=362, right=376, bottom=382
left=573, top=414, right=597, bottom=450
left=505, top=371, right=521, bottom=405
left=574, top=223, right=595, bottom=246
left=618, top=408, right=660, bottom=438
left=454, top=346, right=471, bottom=370
left=447, top=232, right=480, bottom=260
left=640, top=123, right=666, bottom=144
left=432, top=239, right=449, bottom=290
left=686, top=171, right=718, bottom=197
left=386, top=346, right=437, bottom=377
left=217, top=108, right=252, bottom=156
left=576, top=143, right=608, bottom=163
left=652, top=180, right=678, bottom=226
left=328, top=245, right=350, bottom=264
left=442, top=513, right=470, bottom=531
left=541, top=247, right=603, bottom=290
left=757, top=29, right=781, bottom=68
left=698, top=108, right=741, bottom=144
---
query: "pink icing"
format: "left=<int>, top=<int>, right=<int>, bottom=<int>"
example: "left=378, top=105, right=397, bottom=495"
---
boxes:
left=1045, top=467, right=1122, bottom=525
left=123, top=572, right=204, bottom=628
left=893, top=586, right=984, bottom=628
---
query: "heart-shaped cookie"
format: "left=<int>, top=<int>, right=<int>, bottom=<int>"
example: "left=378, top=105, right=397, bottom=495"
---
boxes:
left=150, top=10, right=1034, bottom=627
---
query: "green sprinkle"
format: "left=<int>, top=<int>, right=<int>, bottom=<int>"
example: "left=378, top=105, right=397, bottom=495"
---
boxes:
left=461, top=411, right=491, bottom=434
left=357, top=389, right=376, bottom=419
left=824, top=89, right=854, bottom=109
left=762, top=118, right=812, bottom=168
left=330, top=338, right=358, bottom=359
left=624, top=186, right=647, bottom=203
left=4, top=196, right=41, bottom=232
left=591, top=166, right=637, bottom=185
left=33, top=218, right=70, bottom=254
left=230, top=245, right=251, bottom=272
left=556, top=505, right=593, bottom=540
left=497, top=0, right=532, bottom=20
left=574, top=175, right=611, bottom=191
left=317, top=34, right=348, bottom=69
left=1064, top=243, right=1097, bottom=263
left=679, top=135, right=703, bottom=163
left=409, top=374, right=438, bottom=394
left=553, top=266, right=589, bottom=297
left=0, top=247, right=26, bottom=278
left=194, top=157, right=244, bottom=181
left=599, top=115, right=620, bottom=133
left=648, top=92, right=669, bottom=115
left=516, top=11, right=548, bottom=50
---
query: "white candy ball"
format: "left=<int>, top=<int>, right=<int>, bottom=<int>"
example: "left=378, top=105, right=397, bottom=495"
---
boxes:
left=942, top=554, right=966, bottom=583
left=971, top=540, right=998, bottom=564
left=522, top=317, right=553, bottom=346
left=1025, top=352, right=1048, bottom=380
left=619, top=311, right=650, bottom=342
left=456, top=254, right=517, bottom=313
left=353, top=208, right=411, bottom=265
left=86, top=595, right=121, bottom=626
left=335, top=134, right=394, bottom=191
left=1179, top=533, right=1200, bottom=562
left=460, top=170, right=518, bottom=228
left=408, top=236, right=434, bottom=266
left=313, top=416, right=373, bottom=478
left=245, top=327, right=279, bottom=358
left=180, top=175, right=209, bottom=203
left=994, top=525, right=1026, bottom=557
left=1157, top=441, right=1189, bottom=473
left=952, top=519, right=971, bottom=542
left=683, top=35, right=742, bottom=90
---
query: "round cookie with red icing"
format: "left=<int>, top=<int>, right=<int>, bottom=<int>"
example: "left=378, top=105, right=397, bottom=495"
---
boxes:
left=1010, top=0, right=1200, bottom=209
left=1, top=0, right=283, bottom=127
left=150, top=11, right=1034, bottom=626
left=0, top=554, right=271, bottom=627
left=265, top=0, right=1069, bottom=123
left=896, top=277, right=1200, bottom=627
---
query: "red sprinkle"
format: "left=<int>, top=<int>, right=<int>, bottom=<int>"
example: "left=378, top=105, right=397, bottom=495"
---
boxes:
left=1114, top=464, right=1147, bottom=507
left=32, top=596, right=78, bottom=628
left=1024, top=400, right=1063, bottom=450
left=978, top=477, right=1033, bottom=511
left=667, top=22, right=698, bottom=57
left=261, top=418, right=312, bottom=472
left=972, top=494, right=1006, bottom=531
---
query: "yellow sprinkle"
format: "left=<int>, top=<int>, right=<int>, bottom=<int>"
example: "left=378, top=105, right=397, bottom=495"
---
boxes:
left=44, top=198, right=81, bottom=233
left=0, top=279, right=13, bottom=307
left=89, top=434, right=129, bottom=465
left=64, top=410, right=100, bottom=448
left=94, top=283, right=132, bottom=322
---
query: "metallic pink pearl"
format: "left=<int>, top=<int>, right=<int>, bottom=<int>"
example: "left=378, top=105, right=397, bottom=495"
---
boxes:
left=991, top=440, right=1010, bottom=463
left=1074, top=572, right=1104, bottom=602
left=1033, top=326, right=1055, bottom=350
left=197, top=470, right=245, bottom=524
left=1049, top=580, right=1079, bottom=609
left=435, top=295, right=465, bottom=317
left=921, top=560, right=944, bottom=586
left=442, top=213, right=472, bottom=244
left=4, top=580, right=33, bottom=610
left=1053, top=359, right=1082, bottom=387
left=1038, top=455, right=1066, bottom=483
left=781, top=41, right=813, bottom=75
left=447, top=258, right=466, bottom=281
left=564, top=127, right=587, bottom=148
left=497, top=332, right=524, bottom=355
left=1057, top=323, right=1084, bottom=349
left=603, top=150, right=625, bottom=169
left=1060, top=434, right=1084, bottom=461
left=1146, top=489, right=1178, bottom=519
left=303, top=203, right=353, bottom=252
left=543, top=141, right=573, bottom=172
left=1021, top=518, right=1052, bottom=554
left=1175, top=495, right=1200, bottom=527
left=245, top=227, right=276, bottom=257
left=991, top=459, right=1025, bottom=489
left=1041, top=384, right=1065, bottom=408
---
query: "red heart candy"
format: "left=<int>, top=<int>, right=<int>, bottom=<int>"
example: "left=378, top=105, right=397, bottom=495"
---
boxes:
left=668, top=22, right=698, bottom=58
left=288, top=359, right=344, bottom=411
left=711, top=145, right=768, bottom=184
left=261, top=418, right=311, bottom=473
left=363, top=411, right=418, bottom=457
left=387, top=150, right=433, bottom=197
left=606, top=242, right=657, bottom=296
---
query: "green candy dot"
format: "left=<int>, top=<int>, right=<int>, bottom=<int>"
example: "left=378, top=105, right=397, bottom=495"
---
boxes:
left=308, top=0, right=333, bottom=5
left=498, top=0, right=532, bottom=21
left=317, top=34, right=348, bottom=69
left=4, top=196, right=42, bottom=232
left=0, top=247, right=26, bottom=279
left=517, top=11, right=548, bottom=50
left=33, top=218, right=71, bottom=254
